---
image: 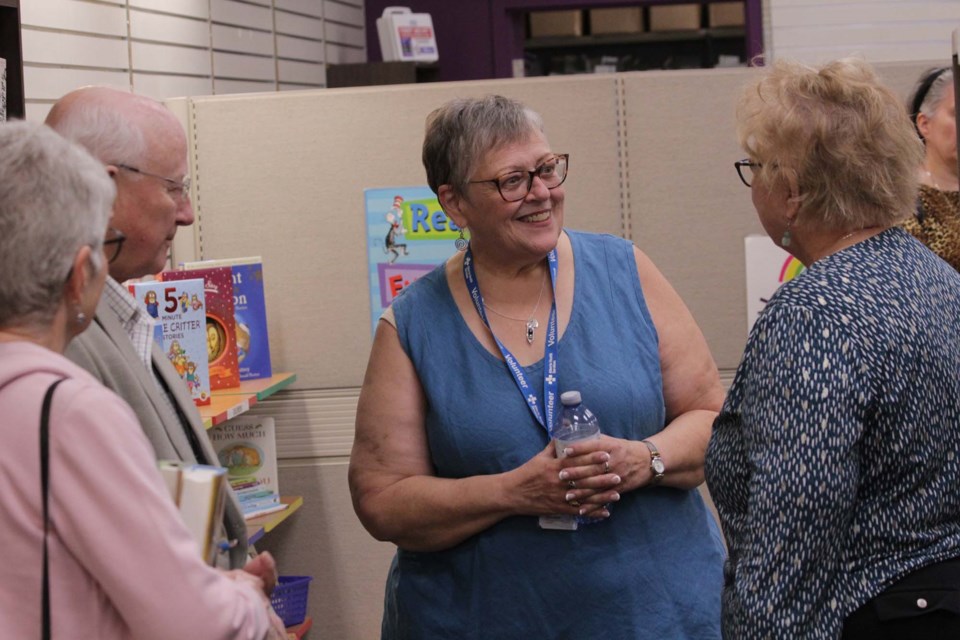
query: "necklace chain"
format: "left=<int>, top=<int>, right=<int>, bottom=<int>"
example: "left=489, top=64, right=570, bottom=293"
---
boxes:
left=482, top=266, right=547, bottom=323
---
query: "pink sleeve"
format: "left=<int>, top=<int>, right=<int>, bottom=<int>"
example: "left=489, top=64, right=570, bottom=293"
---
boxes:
left=49, top=383, right=272, bottom=640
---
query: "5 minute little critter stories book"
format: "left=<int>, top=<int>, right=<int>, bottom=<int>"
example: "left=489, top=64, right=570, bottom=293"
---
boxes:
left=162, top=267, right=241, bottom=390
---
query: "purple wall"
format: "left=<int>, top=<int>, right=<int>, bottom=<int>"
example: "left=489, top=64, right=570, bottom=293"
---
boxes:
left=364, top=1, right=763, bottom=82
left=364, top=1, right=499, bottom=82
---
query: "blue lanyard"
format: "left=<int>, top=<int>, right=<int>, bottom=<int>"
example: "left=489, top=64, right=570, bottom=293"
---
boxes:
left=463, top=247, right=560, bottom=435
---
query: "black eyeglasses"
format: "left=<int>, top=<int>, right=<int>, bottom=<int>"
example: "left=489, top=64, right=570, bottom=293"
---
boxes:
left=103, top=227, right=126, bottom=263
left=469, top=154, right=569, bottom=202
left=114, top=163, right=191, bottom=200
left=735, top=158, right=761, bottom=187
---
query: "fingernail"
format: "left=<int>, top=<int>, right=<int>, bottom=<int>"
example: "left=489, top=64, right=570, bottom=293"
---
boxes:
left=558, top=470, right=569, bottom=480
left=563, top=447, right=574, bottom=456
left=579, top=508, right=586, bottom=516
left=601, top=452, right=611, bottom=462
left=565, top=492, right=576, bottom=501
left=611, top=492, right=621, bottom=502
left=612, top=475, right=622, bottom=484
left=600, top=509, right=610, bottom=518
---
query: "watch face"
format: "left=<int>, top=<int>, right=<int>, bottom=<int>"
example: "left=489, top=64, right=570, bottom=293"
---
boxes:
left=652, top=458, right=665, bottom=475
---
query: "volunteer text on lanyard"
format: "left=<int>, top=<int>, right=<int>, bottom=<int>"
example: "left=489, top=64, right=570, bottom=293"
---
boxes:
left=463, top=247, right=559, bottom=436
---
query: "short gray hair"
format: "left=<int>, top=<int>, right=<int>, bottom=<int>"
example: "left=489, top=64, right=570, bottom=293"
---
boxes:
left=422, top=95, right=545, bottom=197
left=909, top=67, right=954, bottom=140
left=0, top=121, right=115, bottom=328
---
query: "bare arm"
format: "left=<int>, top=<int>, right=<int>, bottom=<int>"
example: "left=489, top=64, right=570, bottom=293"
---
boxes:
left=348, top=320, right=583, bottom=552
left=560, top=247, right=723, bottom=498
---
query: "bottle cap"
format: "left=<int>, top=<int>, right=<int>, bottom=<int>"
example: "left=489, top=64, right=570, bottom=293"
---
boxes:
left=560, top=390, right=582, bottom=406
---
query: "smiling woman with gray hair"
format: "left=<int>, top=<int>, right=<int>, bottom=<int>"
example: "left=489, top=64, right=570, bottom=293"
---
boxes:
left=0, top=121, right=287, bottom=640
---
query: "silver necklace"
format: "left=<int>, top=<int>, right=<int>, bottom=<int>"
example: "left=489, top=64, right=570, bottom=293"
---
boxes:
left=483, top=266, right=547, bottom=345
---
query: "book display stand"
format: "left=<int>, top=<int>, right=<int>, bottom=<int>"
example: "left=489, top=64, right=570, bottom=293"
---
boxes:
left=199, top=371, right=308, bottom=633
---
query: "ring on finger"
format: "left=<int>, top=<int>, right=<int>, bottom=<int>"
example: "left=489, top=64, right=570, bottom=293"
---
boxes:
left=569, top=499, right=581, bottom=508
left=567, top=480, right=577, bottom=489
left=603, top=460, right=611, bottom=473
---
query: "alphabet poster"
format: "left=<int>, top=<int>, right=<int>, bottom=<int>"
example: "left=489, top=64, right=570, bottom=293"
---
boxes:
left=364, top=187, right=463, bottom=336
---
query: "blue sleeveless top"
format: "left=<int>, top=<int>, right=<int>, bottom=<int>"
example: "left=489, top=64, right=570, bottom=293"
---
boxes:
left=386, top=230, right=724, bottom=639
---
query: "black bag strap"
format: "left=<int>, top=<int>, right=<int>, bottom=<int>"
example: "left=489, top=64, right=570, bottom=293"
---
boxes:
left=40, top=378, right=67, bottom=640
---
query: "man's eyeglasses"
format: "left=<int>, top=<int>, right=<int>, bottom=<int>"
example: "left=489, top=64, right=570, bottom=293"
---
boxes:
left=469, top=154, right=569, bottom=202
left=103, top=227, right=126, bottom=263
left=115, top=163, right=191, bottom=200
left=735, top=158, right=761, bottom=188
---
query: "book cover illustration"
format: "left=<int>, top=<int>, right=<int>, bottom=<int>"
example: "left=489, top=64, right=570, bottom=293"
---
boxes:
left=208, top=416, right=286, bottom=520
left=158, top=461, right=228, bottom=565
left=129, top=279, right=210, bottom=406
left=163, top=267, right=240, bottom=390
left=364, top=187, right=467, bottom=337
left=181, top=257, right=272, bottom=381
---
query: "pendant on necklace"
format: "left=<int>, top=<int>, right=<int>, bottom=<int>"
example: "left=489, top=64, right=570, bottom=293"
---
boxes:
left=525, top=319, right=539, bottom=345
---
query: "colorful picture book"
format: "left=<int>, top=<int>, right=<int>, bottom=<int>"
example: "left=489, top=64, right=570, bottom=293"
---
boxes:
left=208, top=416, right=286, bottom=520
left=180, top=257, right=272, bottom=381
left=129, top=279, right=211, bottom=406
left=158, top=461, right=228, bottom=566
left=162, top=267, right=240, bottom=390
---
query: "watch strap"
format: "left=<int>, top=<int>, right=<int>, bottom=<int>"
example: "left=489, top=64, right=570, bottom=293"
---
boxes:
left=641, top=439, right=664, bottom=485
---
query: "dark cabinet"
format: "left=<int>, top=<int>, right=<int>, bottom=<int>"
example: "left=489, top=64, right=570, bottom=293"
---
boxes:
left=0, top=0, right=22, bottom=119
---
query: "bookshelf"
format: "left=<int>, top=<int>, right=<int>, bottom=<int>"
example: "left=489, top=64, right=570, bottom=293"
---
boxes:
left=201, top=373, right=303, bottom=551
left=247, top=495, right=304, bottom=545
left=200, top=372, right=297, bottom=429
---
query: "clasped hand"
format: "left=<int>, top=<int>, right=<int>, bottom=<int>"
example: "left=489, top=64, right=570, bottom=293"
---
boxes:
left=512, top=436, right=623, bottom=519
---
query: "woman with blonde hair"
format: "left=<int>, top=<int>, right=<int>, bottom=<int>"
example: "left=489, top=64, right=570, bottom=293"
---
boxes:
left=707, top=58, right=960, bottom=639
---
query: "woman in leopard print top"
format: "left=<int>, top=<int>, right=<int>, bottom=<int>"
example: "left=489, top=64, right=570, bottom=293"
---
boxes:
left=903, top=66, right=960, bottom=271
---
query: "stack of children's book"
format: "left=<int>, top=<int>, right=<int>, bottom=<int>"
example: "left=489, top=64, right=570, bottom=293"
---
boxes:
left=158, top=461, right=228, bottom=565
left=209, top=416, right=286, bottom=520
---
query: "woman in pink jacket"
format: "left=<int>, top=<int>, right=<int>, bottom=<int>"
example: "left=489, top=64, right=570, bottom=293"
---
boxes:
left=0, top=121, right=287, bottom=640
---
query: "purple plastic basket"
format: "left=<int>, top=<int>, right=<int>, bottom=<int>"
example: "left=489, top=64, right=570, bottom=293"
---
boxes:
left=271, top=575, right=312, bottom=627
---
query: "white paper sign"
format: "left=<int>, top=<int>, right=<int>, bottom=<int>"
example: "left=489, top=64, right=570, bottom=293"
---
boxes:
left=744, top=235, right=805, bottom=331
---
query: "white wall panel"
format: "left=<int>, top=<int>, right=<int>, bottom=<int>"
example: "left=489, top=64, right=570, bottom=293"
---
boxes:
left=324, top=21, right=364, bottom=47
left=277, top=34, right=324, bottom=62
left=213, top=51, right=276, bottom=81
left=130, top=0, right=209, bottom=19
left=276, top=0, right=324, bottom=18
left=275, top=11, right=324, bottom=38
left=278, top=59, right=325, bottom=84
left=212, top=24, right=275, bottom=56
left=325, top=42, right=365, bottom=64
left=324, top=0, right=363, bottom=25
left=24, top=66, right=130, bottom=100
left=130, top=10, right=210, bottom=47
left=213, top=78, right=277, bottom=94
left=26, top=102, right=54, bottom=123
left=210, top=0, right=272, bottom=29
left=22, top=30, right=129, bottom=68
left=21, top=0, right=127, bottom=36
left=133, top=73, right=215, bottom=100
left=768, top=0, right=960, bottom=63
left=131, top=41, right=212, bottom=75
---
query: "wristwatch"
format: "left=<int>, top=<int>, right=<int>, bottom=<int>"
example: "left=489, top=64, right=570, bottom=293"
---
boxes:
left=641, top=440, right=665, bottom=485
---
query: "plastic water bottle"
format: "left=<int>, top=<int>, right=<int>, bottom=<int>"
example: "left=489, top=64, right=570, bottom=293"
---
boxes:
left=553, top=390, right=602, bottom=458
left=539, top=390, right=602, bottom=531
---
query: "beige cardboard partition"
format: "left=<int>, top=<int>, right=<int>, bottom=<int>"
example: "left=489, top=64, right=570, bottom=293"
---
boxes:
left=182, top=75, right=624, bottom=389
left=167, top=59, right=936, bottom=639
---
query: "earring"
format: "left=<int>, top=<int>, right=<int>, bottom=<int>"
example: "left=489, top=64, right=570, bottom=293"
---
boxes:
left=455, top=228, right=468, bottom=252
left=780, top=228, right=792, bottom=248
left=75, top=310, right=87, bottom=326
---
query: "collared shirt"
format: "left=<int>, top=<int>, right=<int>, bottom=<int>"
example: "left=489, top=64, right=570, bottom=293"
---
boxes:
left=101, top=277, right=180, bottom=423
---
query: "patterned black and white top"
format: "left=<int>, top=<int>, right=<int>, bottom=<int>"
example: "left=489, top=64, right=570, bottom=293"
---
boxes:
left=705, top=227, right=960, bottom=639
